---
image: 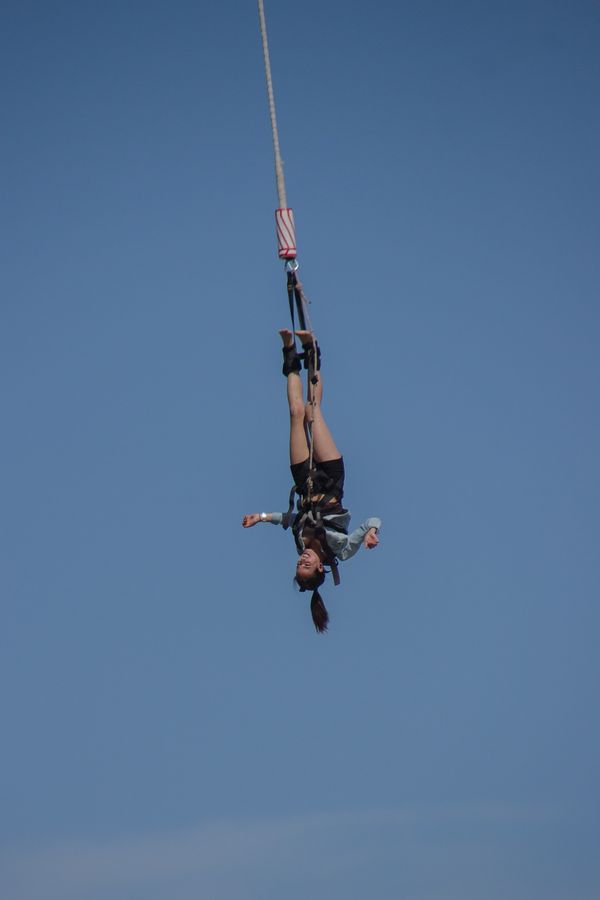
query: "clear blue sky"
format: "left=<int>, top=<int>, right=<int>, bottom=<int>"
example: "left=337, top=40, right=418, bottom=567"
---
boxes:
left=2, top=1, right=599, bottom=898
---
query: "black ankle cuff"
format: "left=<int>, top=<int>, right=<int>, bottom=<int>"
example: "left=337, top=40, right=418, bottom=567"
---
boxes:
left=282, top=345, right=302, bottom=376
left=301, top=342, right=321, bottom=371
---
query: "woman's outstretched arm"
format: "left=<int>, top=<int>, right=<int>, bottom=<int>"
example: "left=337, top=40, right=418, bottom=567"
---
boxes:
left=336, top=518, right=382, bottom=560
left=242, top=512, right=286, bottom=527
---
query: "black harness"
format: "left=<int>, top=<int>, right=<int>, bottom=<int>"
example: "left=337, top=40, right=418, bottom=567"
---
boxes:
left=282, top=470, right=347, bottom=586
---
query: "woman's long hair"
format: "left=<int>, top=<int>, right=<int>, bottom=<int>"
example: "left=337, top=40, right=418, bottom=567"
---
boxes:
left=309, top=588, right=329, bottom=633
left=294, top=569, right=329, bottom=633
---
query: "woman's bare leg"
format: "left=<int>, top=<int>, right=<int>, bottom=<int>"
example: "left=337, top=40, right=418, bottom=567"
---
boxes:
left=296, top=331, right=341, bottom=463
left=280, top=329, right=310, bottom=465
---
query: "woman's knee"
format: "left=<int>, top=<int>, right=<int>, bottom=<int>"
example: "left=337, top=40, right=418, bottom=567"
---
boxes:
left=289, top=398, right=305, bottom=420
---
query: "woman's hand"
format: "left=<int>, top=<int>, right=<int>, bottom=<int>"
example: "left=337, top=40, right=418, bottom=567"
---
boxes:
left=363, top=528, right=379, bottom=549
left=242, top=513, right=261, bottom=528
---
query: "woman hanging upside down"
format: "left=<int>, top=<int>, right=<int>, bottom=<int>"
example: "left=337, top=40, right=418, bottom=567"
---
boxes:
left=242, top=329, right=381, bottom=633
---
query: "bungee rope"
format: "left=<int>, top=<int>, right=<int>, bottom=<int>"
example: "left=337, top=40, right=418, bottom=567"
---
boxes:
left=257, top=0, right=320, bottom=504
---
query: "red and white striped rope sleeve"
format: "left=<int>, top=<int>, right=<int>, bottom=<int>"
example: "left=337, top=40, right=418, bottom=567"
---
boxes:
left=275, top=208, right=297, bottom=259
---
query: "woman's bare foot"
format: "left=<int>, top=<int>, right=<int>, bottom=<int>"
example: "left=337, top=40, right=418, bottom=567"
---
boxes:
left=279, top=328, right=294, bottom=348
left=295, top=330, right=315, bottom=346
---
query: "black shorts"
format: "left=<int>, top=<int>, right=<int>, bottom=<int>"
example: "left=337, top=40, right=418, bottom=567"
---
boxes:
left=290, top=456, right=345, bottom=503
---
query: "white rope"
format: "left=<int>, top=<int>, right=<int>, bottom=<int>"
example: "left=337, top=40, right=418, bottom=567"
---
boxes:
left=257, top=4, right=320, bottom=505
left=257, top=0, right=287, bottom=209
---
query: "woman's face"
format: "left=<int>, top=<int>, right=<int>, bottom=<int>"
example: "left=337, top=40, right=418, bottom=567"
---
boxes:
left=296, top=549, right=324, bottom=582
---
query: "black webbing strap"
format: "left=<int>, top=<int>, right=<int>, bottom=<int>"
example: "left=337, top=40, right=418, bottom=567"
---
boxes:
left=294, top=278, right=307, bottom=330
left=281, top=484, right=296, bottom=531
left=286, top=270, right=296, bottom=334
left=286, top=269, right=307, bottom=332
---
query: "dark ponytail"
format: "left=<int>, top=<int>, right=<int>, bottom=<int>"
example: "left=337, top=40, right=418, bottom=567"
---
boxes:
left=294, top=569, right=329, bottom=633
left=310, top=589, right=329, bottom=633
